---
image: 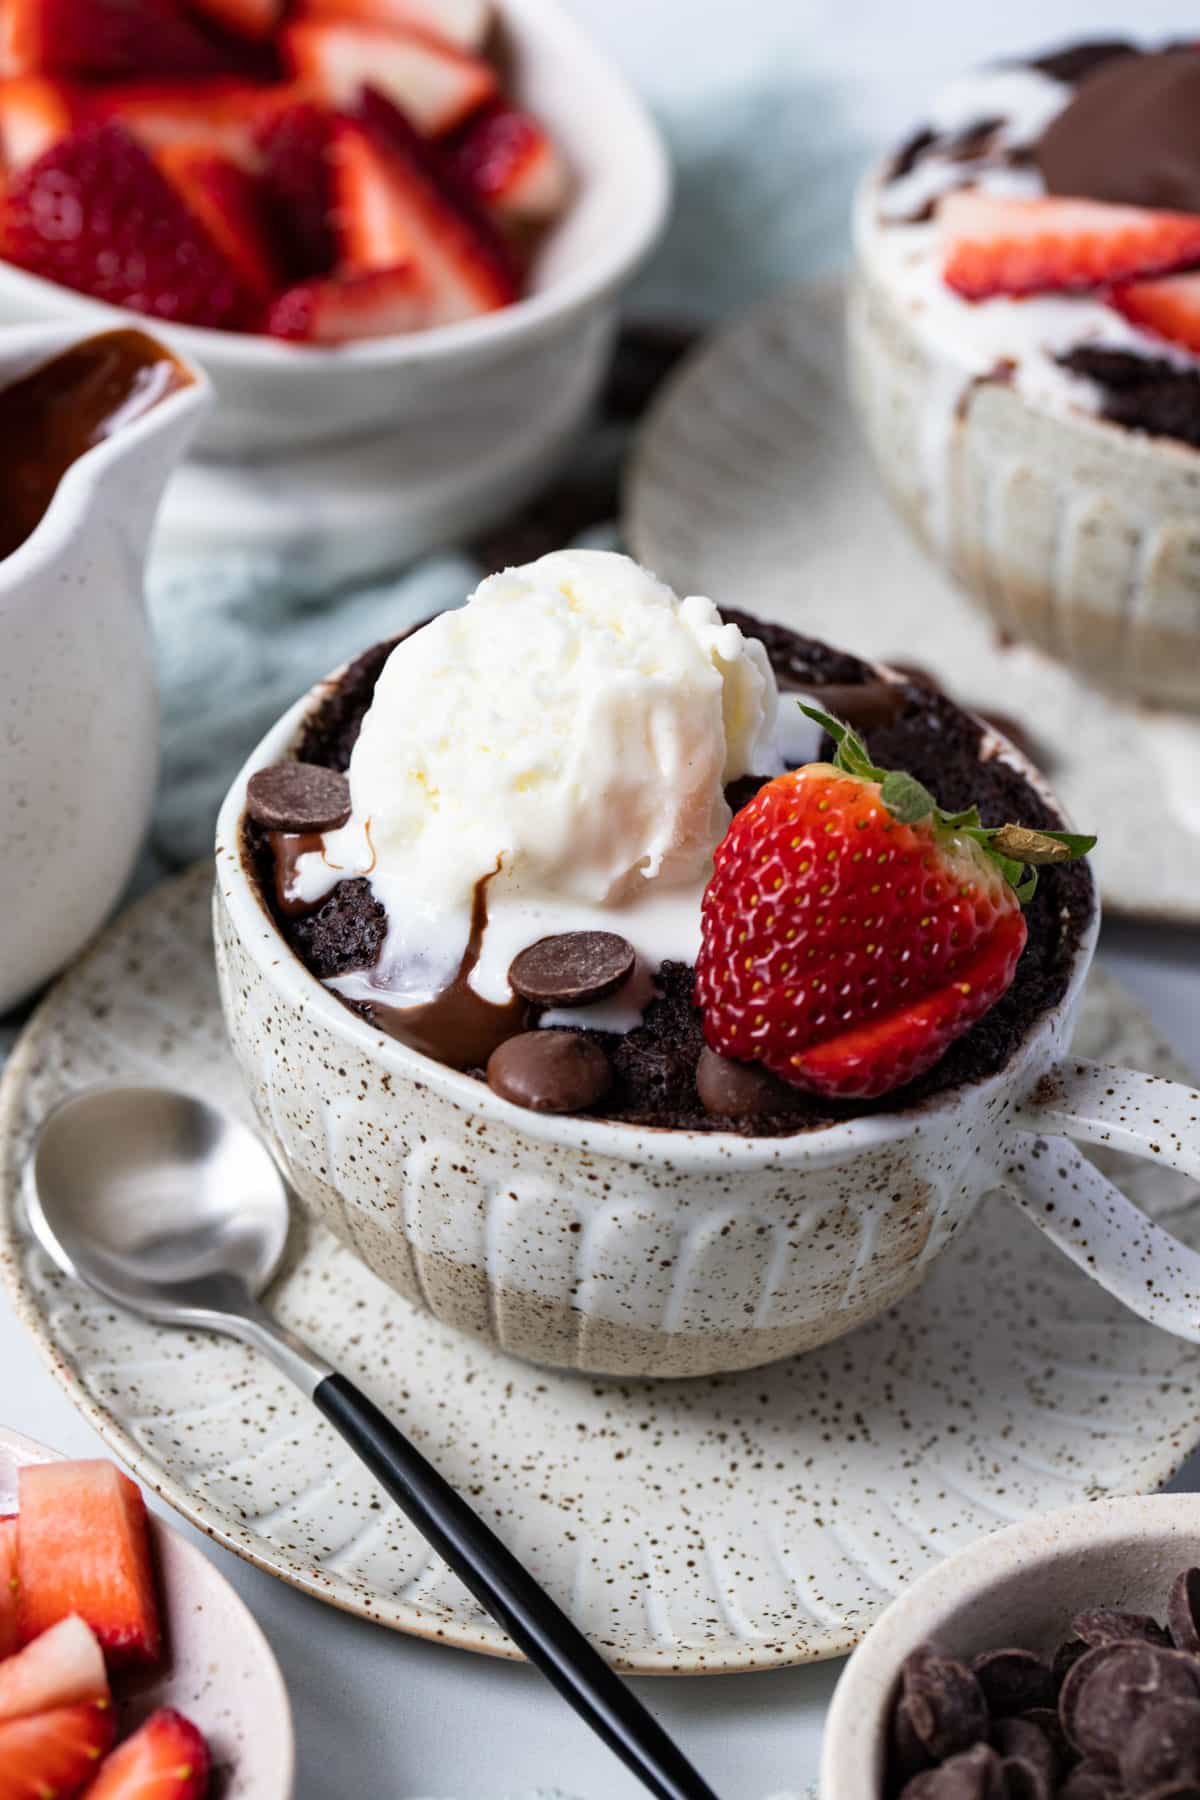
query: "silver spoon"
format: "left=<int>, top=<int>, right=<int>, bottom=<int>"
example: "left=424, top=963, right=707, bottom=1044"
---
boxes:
left=27, top=1085, right=719, bottom=1800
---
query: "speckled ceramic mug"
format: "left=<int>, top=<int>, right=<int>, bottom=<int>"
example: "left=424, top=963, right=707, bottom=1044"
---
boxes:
left=214, top=671, right=1200, bottom=1379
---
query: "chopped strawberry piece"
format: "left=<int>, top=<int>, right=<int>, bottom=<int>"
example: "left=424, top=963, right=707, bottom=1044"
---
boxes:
left=267, top=261, right=429, bottom=341
left=0, top=1519, right=18, bottom=1660
left=92, top=79, right=307, bottom=164
left=292, top=0, right=493, bottom=50
left=255, top=101, right=338, bottom=277
left=81, top=1708, right=209, bottom=1800
left=941, top=192, right=1200, bottom=300
left=452, top=104, right=568, bottom=223
left=0, top=77, right=77, bottom=170
left=4, top=121, right=261, bottom=332
left=16, top=1460, right=162, bottom=1668
left=188, top=0, right=283, bottom=40
left=0, top=1699, right=114, bottom=1800
left=0, top=1616, right=108, bottom=1722
left=331, top=110, right=516, bottom=321
left=1112, top=270, right=1200, bottom=354
left=282, top=19, right=496, bottom=135
left=1, top=0, right=246, bottom=80
left=157, top=140, right=282, bottom=302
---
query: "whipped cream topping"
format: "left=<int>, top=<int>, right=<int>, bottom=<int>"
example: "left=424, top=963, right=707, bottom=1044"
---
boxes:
left=289, top=551, right=827, bottom=1038
left=862, top=60, right=1200, bottom=439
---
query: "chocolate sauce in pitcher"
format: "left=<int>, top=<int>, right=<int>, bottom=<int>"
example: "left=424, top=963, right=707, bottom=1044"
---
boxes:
left=0, top=328, right=189, bottom=562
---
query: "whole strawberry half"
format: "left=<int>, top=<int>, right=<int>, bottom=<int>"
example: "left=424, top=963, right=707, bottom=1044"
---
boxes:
left=695, top=709, right=1095, bottom=1101
left=3, top=120, right=261, bottom=331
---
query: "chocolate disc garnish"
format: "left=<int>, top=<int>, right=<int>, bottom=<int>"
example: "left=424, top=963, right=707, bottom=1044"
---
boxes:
left=1072, top=1608, right=1171, bottom=1649
left=1057, top=1762, right=1124, bottom=1800
left=247, top=761, right=351, bottom=833
left=508, top=932, right=636, bottom=1008
left=898, top=1743, right=1005, bottom=1799
left=487, top=1030, right=612, bottom=1114
left=1060, top=1643, right=1200, bottom=1766
left=803, top=680, right=907, bottom=733
left=901, top=1644, right=989, bottom=1763
left=1053, top=1638, right=1090, bottom=1690
left=1017, top=1709, right=1074, bottom=1778
left=974, top=1648, right=1056, bottom=1716
left=1168, top=1568, right=1200, bottom=1653
left=992, top=1716, right=1057, bottom=1792
left=891, top=1693, right=935, bottom=1785
left=696, top=1047, right=800, bottom=1120
left=1120, top=1696, right=1200, bottom=1794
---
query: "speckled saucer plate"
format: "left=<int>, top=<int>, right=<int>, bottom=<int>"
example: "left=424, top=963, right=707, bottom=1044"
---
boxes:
left=2, top=868, right=1199, bottom=1674
left=0, top=1424, right=294, bottom=1797
left=626, top=275, right=1200, bottom=926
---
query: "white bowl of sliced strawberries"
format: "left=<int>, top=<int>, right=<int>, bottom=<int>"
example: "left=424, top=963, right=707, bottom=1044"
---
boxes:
left=0, top=0, right=670, bottom=463
left=0, top=1430, right=294, bottom=1799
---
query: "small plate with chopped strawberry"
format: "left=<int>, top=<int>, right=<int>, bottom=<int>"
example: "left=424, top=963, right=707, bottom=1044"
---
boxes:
left=0, top=1430, right=293, bottom=1800
left=0, top=0, right=670, bottom=476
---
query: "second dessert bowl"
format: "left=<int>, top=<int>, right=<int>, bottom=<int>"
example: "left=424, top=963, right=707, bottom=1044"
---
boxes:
left=214, top=551, right=1200, bottom=1379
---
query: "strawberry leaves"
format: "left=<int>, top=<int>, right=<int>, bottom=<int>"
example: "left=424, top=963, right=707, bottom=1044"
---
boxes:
left=799, top=701, right=1096, bottom=904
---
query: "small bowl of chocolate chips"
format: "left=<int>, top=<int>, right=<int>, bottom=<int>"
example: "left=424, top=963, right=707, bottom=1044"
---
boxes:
left=820, top=1495, right=1200, bottom=1800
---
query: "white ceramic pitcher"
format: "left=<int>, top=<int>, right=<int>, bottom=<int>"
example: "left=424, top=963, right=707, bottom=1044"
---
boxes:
left=0, top=325, right=209, bottom=1013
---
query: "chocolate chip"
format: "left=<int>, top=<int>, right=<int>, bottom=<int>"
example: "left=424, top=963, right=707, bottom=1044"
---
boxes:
left=974, top=1649, right=1056, bottom=1716
left=1060, top=1644, right=1200, bottom=1767
left=1018, top=1710, right=1074, bottom=1777
left=1057, top=1762, right=1125, bottom=1800
left=695, top=1046, right=801, bottom=1120
left=487, top=1030, right=612, bottom=1114
left=508, top=932, right=636, bottom=1008
left=901, top=1645, right=990, bottom=1763
left=900, top=1745, right=1007, bottom=1800
left=1136, top=1785, right=1200, bottom=1799
left=1053, top=1640, right=1091, bottom=1691
left=992, top=1717, right=1057, bottom=1792
left=247, top=761, right=351, bottom=833
left=1120, top=1697, right=1200, bottom=1794
left=1073, top=1609, right=1172, bottom=1650
left=1168, top=1570, right=1200, bottom=1653
left=892, top=1694, right=935, bottom=1784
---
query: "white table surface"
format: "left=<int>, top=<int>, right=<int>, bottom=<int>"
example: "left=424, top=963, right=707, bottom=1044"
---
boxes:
left=5, top=3, right=1200, bottom=1796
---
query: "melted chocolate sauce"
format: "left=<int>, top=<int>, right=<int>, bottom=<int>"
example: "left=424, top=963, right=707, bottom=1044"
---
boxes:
left=0, top=328, right=188, bottom=563
left=269, top=831, right=327, bottom=918
left=353, top=875, right=532, bottom=1070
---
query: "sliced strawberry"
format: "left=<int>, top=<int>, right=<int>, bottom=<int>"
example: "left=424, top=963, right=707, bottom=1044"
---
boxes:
left=255, top=100, right=338, bottom=276
left=157, top=140, right=282, bottom=302
left=282, top=19, right=496, bottom=135
left=267, top=261, right=429, bottom=340
left=331, top=110, right=516, bottom=320
left=16, top=1460, right=162, bottom=1669
left=0, top=1519, right=18, bottom=1660
left=4, top=121, right=261, bottom=331
left=452, top=104, right=568, bottom=224
left=0, top=1616, right=108, bottom=1722
left=695, top=710, right=1094, bottom=1101
left=187, top=0, right=282, bottom=40
left=92, top=78, right=307, bottom=164
left=292, top=0, right=492, bottom=50
left=1111, top=270, right=1200, bottom=354
left=0, top=1699, right=114, bottom=1800
left=941, top=192, right=1200, bottom=300
left=0, top=76, right=78, bottom=169
left=81, top=1709, right=209, bottom=1800
left=1, top=0, right=246, bottom=80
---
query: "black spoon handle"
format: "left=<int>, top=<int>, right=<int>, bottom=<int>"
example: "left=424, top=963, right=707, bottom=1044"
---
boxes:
left=314, top=1373, right=720, bottom=1800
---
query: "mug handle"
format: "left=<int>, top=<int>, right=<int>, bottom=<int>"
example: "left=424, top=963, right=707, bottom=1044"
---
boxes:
left=998, top=1058, right=1200, bottom=1340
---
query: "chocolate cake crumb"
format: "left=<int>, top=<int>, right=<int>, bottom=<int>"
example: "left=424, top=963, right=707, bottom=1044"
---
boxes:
left=250, top=614, right=1095, bottom=1135
left=1028, top=39, right=1138, bottom=84
left=1060, top=347, right=1200, bottom=451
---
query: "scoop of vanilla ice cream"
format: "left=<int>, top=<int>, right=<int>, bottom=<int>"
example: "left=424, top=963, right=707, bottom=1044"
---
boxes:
left=331, top=552, right=780, bottom=938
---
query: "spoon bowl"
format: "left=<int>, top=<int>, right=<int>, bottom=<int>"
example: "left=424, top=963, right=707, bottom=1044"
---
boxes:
left=28, top=1086, right=290, bottom=1322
